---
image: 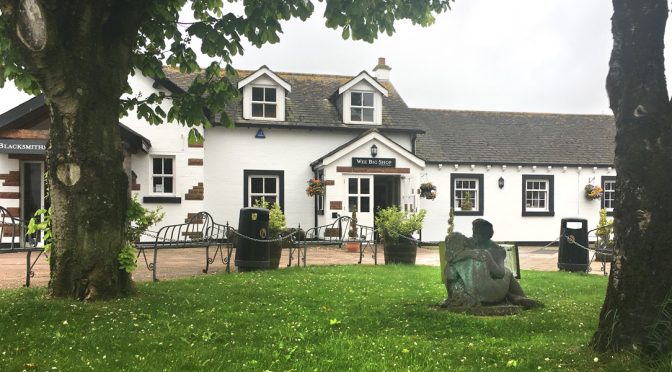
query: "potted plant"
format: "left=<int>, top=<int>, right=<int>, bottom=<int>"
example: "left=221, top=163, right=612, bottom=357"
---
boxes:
left=345, top=208, right=360, bottom=252
left=584, top=184, right=603, bottom=200
left=461, top=192, right=474, bottom=211
left=306, top=178, right=325, bottom=197
left=419, top=182, right=437, bottom=200
left=253, top=199, right=287, bottom=269
left=595, top=208, right=614, bottom=262
left=375, top=206, right=426, bottom=264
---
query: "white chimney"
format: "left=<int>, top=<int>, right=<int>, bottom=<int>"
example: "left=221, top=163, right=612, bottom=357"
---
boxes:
left=373, top=57, right=391, bottom=81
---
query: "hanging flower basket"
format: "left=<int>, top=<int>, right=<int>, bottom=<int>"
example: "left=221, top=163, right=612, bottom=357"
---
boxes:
left=419, top=182, right=437, bottom=200
left=584, top=184, right=603, bottom=200
left=306, top=178, right=325, bottom=197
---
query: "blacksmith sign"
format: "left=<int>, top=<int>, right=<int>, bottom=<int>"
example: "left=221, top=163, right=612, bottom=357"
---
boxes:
left=352, top=157, right=396, bottom=168
left=0, top=139, right=47, bottom=154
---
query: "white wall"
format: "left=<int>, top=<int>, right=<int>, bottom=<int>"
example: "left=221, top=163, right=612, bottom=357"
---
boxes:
left=123, top=74, right=205, bottom=228
left=204, top=127, right=415, bottom=230
left=419, top=163, right=615, bottom=243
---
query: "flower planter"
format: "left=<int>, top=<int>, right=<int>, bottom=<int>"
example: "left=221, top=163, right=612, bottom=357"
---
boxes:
left=269, top=241, right=282, bottom=269
left=383, top=240, right=417, bottom=264
left=345, top=241, right=360, bottom=253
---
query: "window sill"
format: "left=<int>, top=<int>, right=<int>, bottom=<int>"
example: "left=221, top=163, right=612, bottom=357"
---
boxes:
left=454, top=210, right=483, bottom=216
left=143, top=196, right=182, bottom=204
left=522, top=211, right=555, bottom=217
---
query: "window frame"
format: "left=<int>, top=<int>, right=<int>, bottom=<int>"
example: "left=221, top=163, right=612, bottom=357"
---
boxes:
left=450, top=173, right=484, bottom=216
left=251, top=86, right=278, bottom=119
left=347, top=176, right=372, bottom=213
left=350, top=91, right=375, bottom=123
left=243, top=170, right=284, bottom=210
left=601, top=176, right=617, bottom=216
left=150, top=156, right=175, bottom=196
left=521, top=174, right=555, bottom=217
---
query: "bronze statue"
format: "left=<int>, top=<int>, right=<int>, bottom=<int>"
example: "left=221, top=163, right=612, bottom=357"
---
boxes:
left=442, top=219, right=541, bottom=310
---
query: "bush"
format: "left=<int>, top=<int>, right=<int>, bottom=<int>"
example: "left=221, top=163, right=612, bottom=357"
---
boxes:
left=375, top=207, right=426, bottom=243
left=253, top=198, right=286, bottom=237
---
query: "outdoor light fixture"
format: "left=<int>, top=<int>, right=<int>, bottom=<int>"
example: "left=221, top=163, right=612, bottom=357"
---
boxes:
left=498, top=177, right=505, bottom=189
left=370, top=144, right=378, bottom=157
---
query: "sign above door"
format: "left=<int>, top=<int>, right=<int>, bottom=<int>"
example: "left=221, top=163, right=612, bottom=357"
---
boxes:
left=352, top=157, right=396, bottom=168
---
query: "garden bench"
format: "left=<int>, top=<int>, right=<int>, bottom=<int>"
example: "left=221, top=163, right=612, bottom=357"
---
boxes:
left=0, top=206, right=45, bottom=287
left=298, top=215, right=379, bottom=265
left=135, top=211, right=232, bottom=281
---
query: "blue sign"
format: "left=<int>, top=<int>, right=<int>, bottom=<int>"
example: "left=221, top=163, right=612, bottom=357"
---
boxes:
left=255, top=129, right=265, bottom=139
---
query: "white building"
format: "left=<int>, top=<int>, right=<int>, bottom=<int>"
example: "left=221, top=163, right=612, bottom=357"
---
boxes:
left=0, top=59, right=616, bottom=244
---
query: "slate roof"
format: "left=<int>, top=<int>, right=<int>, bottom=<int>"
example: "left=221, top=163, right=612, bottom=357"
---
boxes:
left=413, top=109, right=616, bottom=166
left=161, top=67, right=423, bottom=133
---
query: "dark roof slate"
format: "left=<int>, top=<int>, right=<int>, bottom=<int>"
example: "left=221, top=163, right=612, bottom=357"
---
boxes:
left=162, top=67, right=423, bottom=133
left=413, top=109, right=615, bottom=166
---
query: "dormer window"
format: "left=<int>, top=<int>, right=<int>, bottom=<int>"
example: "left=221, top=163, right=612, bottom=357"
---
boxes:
left=238, top=66, right=291, bottom=122
left=338, top=71, right=388, bottom=125
left=252, top=87, right=277, bottom=119
left=351, top=92, right=374, bottom=122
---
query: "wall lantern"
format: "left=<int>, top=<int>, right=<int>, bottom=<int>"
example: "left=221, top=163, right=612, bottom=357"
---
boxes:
left=370, top=144, right=378, bottom=158
left=498, top=177, right=505, bottom=189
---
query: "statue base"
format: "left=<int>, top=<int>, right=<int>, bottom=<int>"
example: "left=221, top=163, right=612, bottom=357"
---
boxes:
left=436, top=301, right=524, bottom=316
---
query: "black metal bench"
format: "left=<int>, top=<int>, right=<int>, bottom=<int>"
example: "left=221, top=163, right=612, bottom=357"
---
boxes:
left=298, top=215, right=379, bottom=265
left=135, top=211, right=232, bottom=281
left=0, top=206, right=45, bottom=287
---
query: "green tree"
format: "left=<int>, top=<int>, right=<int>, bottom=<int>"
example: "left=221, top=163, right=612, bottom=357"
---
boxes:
left=0, top=0, right=452, bottom=299
left=591, top=0, right=672, bottom=359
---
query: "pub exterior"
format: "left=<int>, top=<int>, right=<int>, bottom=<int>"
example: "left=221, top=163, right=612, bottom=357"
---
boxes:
left=0, top=59, right=616, bottom=244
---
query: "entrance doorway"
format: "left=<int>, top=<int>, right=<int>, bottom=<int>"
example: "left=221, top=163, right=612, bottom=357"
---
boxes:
left=21, top=161, right=45, bottom=222
left=373, top=174, right=400, bottom=214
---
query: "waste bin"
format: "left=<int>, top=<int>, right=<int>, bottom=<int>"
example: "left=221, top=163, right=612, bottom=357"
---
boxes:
left=235, top=207, right=270, bottom=272
left=558, top=218, right=589, bottom=272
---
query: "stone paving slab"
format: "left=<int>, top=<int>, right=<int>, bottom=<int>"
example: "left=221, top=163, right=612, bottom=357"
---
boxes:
left=0, top=246, right=610, bottom=289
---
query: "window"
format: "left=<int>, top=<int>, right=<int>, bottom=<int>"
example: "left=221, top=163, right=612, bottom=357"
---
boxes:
left=601, top=176, right=616, bottom=215
left=522, top=175, right=554, bottom=216
left=152, top=157, right=174, bottom=194
left=350, top=92, right=374, bottom=122
left=347, top=177, right=371, bottom=213
left=450, top=174, right=484, bottom=216
left=251, top=87, right=277, bottom=118
left=244, top=170, right=284, bottom=209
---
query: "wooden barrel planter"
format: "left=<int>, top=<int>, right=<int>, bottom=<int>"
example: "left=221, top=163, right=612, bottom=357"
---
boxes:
left=269, top=241, right=282, bottom=269
left=383, top=239, right=417, bottom=264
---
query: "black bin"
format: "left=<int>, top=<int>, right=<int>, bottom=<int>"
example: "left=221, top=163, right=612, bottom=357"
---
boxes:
left=235, top=207, right=270, bottom=272
left=558, top=218, right=589, bottom=272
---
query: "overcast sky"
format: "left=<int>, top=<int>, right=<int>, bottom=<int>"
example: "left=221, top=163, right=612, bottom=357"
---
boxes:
left=0, top=1, right=665, bottom=115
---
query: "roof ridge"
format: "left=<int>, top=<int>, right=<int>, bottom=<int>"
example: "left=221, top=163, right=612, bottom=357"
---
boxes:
left=162, top=65, right=359, bottom=80
left=411, top=107, right=613, bottom=118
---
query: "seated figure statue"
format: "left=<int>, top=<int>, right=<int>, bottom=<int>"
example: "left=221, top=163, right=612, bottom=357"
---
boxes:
left=442, top=219, right=541, bottom=309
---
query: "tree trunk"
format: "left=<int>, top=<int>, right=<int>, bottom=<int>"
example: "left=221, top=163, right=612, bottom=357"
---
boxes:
left=592, top=0, right=672, bottom=356
left=6, top=0, right=147, bottom=299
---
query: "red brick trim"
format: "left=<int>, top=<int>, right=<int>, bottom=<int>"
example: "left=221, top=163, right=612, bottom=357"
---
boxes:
left=8, top=154, right=45, bottom=161
left=324, top=180, right=335, bottom=186
left=185, top=212, right=204, bottom=224
left=184, top=182, right=204, bottom=200
left=188, top=158, right=203, bottom=166
left=0, top=171, right=20, bottom=187
left=0, top=192, right=20, bottom=199
left=330, top=201, right=342, bottom=210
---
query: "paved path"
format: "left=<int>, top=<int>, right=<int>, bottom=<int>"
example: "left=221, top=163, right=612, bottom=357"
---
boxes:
left=0, top=245, right=610, bottom=289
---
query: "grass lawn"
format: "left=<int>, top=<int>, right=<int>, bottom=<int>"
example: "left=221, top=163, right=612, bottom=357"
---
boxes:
left=0, top=266, right=644, bottom=371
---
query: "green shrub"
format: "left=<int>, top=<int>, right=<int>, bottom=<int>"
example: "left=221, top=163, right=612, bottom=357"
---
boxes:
left=375, top=207, right=426, bottom=243
left=253, top=198, right=286, bottom=237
